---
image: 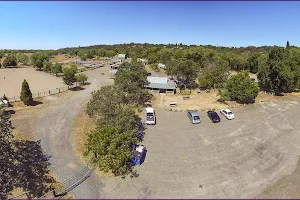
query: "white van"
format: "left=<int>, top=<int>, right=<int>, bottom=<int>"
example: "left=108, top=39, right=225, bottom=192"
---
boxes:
left=145, top=107, right=156, bottom=125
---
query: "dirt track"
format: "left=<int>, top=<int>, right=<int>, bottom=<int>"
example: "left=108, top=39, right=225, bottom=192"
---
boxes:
left=0, top=67, right=64, bottom=98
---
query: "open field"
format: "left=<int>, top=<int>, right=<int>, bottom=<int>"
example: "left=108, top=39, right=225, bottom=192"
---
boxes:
left=0, top=67, right=65, bottom=98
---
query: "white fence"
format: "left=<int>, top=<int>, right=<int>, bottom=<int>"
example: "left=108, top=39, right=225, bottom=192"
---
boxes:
left=7, top=85, right=77, bottom=103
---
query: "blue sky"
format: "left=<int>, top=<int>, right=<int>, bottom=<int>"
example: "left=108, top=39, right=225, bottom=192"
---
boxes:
left=0, top=1, right=300, bottom=50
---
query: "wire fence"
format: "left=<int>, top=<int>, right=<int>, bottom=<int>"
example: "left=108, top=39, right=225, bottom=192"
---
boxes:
left=8, top=160, right=95, bottom=199
left=6, top=84, right=77, bottom=103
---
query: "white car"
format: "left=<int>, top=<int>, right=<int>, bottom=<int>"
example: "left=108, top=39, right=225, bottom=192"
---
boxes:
left=145, top=107, right=156, bottom=125
left=220, top=109, right=235, bottom=120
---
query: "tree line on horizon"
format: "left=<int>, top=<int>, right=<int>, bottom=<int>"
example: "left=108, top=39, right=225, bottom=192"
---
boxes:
left=1, top=41, right=299, bottom=102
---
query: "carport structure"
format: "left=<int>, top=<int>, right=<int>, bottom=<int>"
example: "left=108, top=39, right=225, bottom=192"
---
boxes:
left=146, top=76, right=176, bottom=94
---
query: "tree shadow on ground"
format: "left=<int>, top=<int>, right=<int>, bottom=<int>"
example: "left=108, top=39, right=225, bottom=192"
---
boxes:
left=135, top=117, right=146, bottom=142
left=13, top=140, right=54, bottom=199
left=31, top=100, right=43, bottom=106
left=71, top=86, right=86, bottom=91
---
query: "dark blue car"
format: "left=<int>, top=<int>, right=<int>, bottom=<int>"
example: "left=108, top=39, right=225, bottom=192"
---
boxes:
left=131, top=145, right=147, bottom=166
left=207, top=111, right=221, bottom=123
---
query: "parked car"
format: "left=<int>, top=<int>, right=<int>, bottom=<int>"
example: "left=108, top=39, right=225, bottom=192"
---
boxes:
left=145, top=107, right=156, bottom=125
left=131, top=144, right=147, bottom=166
left=220, top=109, right=235, bottom=120
left=207, top=111, right=221, bottom=123
left=187, top=110, right=201, bottom=124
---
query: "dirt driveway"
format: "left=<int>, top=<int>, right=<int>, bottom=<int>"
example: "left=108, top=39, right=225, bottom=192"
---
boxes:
left=31, top=67, right=113, bottom=198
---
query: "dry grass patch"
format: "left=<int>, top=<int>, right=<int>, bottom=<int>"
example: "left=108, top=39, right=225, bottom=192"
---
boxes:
left=151, top=90, right=277, bottom=111
left=151, top=89, right=234, bottom=111
left=255, top=92, right=275, bottom=103
left=50, top=54, right=77, bottom=63
left=286, top=92, right=300, bottom=97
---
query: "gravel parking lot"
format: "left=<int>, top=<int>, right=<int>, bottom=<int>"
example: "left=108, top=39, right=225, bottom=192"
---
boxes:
left=99, top=96, right=300, bottom=198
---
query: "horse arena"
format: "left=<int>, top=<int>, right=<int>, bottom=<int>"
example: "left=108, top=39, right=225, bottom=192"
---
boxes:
left=0, top=67, right=65, bottom=99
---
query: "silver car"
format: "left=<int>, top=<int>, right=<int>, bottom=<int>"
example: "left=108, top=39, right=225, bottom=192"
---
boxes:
left=187, top=110, right=201, bottom=124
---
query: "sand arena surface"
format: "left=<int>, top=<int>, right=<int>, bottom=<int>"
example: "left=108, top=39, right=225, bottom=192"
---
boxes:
left=0, top=67, right=65, bottom=98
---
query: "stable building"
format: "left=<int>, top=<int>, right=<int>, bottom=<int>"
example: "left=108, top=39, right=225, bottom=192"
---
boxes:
left=117, top=54, right=128, bottom=61
left=146, top=76, right=176, bottom=94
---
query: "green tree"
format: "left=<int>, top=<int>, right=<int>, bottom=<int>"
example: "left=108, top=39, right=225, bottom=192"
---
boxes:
left=43, top=60, right=52, bottom=72
left=17, top=53, right=29, bottom=65
left=85, top=126, right=137, bottom=176
left=217, top=88, right=230, bottom=103
left=76, top=73, right=88, bottom=85
left=246, top=52, right=260, bottom=74
left=86, top=51, right=94, bottom=59
left=222, top=52, right=247, bottom=71
left=113, top=105, right=139, bottom=134
left=2, top=57, right=10, bottom=68
left=2, top=55, right=17, bottom=68
left=198, top=58, right=230, bottom=89
left=51, top=63, right=63, bottom=76
left=63, top=65, right=77, bottom=86
left=114, top=62, right=151, bottom=105
left=257, top=46, right=297, bottom=94
left=157, top=48, right=173, bottom=64
left=20, top=79, right=33, bottom=106
left=147, top=52, right=159, bottom=64
left=31, top=52, right=49, bottom=70
left=166, top=59, right=200, bottom=88
left=105, top=50, right=116, bottom=58
left=86, top=85, right=125, bottom=122
left=225, top=71, right=260, bottom=104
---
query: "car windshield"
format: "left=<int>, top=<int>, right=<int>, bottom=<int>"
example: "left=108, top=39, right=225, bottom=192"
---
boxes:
left=194, top=116, right=200, bottom=120
left=228, top=112, right=233, bottom=115
left=212, top=112, right=218, bottom=117
left=147, top=113, right=153, bottom=116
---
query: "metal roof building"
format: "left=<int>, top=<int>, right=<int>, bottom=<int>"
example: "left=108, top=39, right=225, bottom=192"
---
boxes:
left=146, top=76, right=176, bottom=94
left=117, top=54, right=128, bottom=60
